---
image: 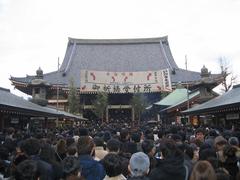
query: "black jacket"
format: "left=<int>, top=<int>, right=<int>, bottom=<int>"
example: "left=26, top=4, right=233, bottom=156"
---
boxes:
left=149, top=156, right=186, bottom=180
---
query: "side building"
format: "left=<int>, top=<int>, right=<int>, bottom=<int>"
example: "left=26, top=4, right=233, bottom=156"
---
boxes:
left=10, top=36, right=223, bottom=122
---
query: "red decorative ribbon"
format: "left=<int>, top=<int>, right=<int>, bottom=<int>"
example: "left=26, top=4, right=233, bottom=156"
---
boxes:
left=90, top=72, right=96, bottom=80
left=147, top=73, right=152, bottom=80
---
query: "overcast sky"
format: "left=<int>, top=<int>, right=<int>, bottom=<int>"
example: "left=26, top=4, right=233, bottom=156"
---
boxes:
left=0, top=0, right=240, bottom=97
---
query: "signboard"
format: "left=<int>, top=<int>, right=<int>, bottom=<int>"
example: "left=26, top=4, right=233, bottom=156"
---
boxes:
left=11, top=117, right=19, bottom=124
left=226, top=113, right=239, bottom=120
left=80, top=69, right=172, bottom=93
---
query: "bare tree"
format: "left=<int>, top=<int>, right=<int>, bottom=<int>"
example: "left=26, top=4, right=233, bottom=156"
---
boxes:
left=218, top=57, right=237, bottom=92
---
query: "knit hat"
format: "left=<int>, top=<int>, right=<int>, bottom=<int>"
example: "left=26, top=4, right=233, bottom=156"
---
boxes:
left=129, top=152, right=150, bottom=177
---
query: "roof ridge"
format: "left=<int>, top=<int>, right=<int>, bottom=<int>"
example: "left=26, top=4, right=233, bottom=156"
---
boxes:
left=68, top=36, right=168, bottom=44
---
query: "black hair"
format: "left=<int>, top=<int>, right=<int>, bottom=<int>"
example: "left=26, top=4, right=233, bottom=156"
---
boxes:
left=62, top=156, right=81, bottom=177
left=106, top=139, right=121, bottom=152
left=103, top=131, right=112, bottom=143
left=131, top=132, right=141, bottom=143
left=21, top=138, right=41, bottom=156
left=93, top=137, right=104, bottom=147
left=142, top=139, right=154, bottom=154
left=120, top=129, right=129, bottom=141
left=159, top=138, right=183, bottom=159
left=66, top=137, right=75, bottom=147
left=195, top=128, right=205, bottom=135
left=79, top=128, right=89, bottom=136
left=39, top=143, right=57, bottom=163
left=102, top=153, right=122, bottom=177
left=15, top=160, right=39, bottom=180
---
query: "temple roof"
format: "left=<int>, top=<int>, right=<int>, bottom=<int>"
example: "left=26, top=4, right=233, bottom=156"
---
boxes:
left=183, top=84, right=240, bottom=115
left=161, top=90, right=200, bottom=112
left=10, top=36, right=222, bottom=92
left=0, top=87, right=60, bottom=116
left=0, top=87, right=86, bottom=120
left=60, top=36, right=177, bottom=75
left=154, top=88, right=190, bottom=106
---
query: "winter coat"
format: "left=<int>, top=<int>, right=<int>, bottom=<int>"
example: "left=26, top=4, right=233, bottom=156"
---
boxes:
left=149, top=155, right=186, bottom=180
left=79, top=154, right=106, bottom=180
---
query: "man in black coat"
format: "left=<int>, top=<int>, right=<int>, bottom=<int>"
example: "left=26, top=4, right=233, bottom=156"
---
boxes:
left=149, top=139, right=187, bottom=180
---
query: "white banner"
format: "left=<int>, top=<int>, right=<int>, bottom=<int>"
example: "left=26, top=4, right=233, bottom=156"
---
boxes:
left=80, top=69, right=171, bottom=93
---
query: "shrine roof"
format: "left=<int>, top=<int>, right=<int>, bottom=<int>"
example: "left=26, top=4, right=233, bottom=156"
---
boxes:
left=0, top=87, right=60, bottom=116
left=183, top=84, right=240, bottom=115
left=10, top=36, right=221, bottom=89
left=154, top=88, right=190, bottom=106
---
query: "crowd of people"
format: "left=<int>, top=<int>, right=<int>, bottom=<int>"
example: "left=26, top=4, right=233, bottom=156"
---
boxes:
left=0, top=121, right=240, bottom=180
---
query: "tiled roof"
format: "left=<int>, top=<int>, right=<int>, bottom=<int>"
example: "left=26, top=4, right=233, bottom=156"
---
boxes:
left=10, top=37, right=220, bottom=88
left=183, top=84, right=240, bottom=115
left=161, top=90, right=200, bottom=112
left=0, top=88, right=60, bottom=116
left=0, top=87, right=86, bottom=120
left=154, top=88, right=189, bottom=106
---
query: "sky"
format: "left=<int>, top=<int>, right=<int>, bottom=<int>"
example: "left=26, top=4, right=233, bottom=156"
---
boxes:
left=0, top=0, right=240, bottom=97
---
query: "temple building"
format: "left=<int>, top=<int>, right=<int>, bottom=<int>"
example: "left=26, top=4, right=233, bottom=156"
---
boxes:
left=10, top=36, right=223, bottom=122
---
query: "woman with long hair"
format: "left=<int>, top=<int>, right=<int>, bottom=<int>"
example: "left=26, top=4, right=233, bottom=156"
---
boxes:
left=190, top=160, right=217, bottom=180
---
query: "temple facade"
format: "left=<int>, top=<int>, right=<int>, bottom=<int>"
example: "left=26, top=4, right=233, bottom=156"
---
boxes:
left=10, top=36, right=223, bottom=121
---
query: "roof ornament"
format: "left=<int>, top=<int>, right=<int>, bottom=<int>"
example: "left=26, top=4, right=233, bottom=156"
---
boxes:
left=36, top=67, right=43, bottom=79
left=171, top=68, right=176, bottom=75
left=201, top=65, right=210, bottom=78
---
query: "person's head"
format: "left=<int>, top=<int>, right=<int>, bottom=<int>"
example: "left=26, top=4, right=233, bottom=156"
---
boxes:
left=66, top=137, right=75, bottom=147
left=67, top=144, right=78, bottom=157
left=39, top=143, right=56, bottom=163
left=77, top=136, right=95, bottom=156
left=171, top=134, right=183, bottom=144
left=62, top=156, right=81, bottom=179
left=102, top=153, right=122, bottom=177
left=57, top=139, right=67, bottom=154
left=228, top=137, right=239, bottom=147
left=129, top=152, right=150, bottom=177
left=106, top=139, right=121, bottom=153
left=79, top=128, right=89, bottom=136
left=21, top=138, right=41, bottom=156
left=208, top=129, right=218, bottom=138
left=93, top=137, right=104, bottom=147
left=214, top=136, right=228, bottom=151
left=199, top=148, right=218, bottom=169
left=131, top=132, right=141, bottom=143
left=103, top=131, right=111, bottom=143
left=159, top=138, right=183, bottom=160
left=141, top=139, right=155, bottom=157
left=120, top=129, right=129, bottom=142
left=15, top=160, right=39, bottom=180
left=223, top=145, right=237, bottom=162
left=190, top=160, right=216, bottom=180
left=195, top=128, right=205, bottom=142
